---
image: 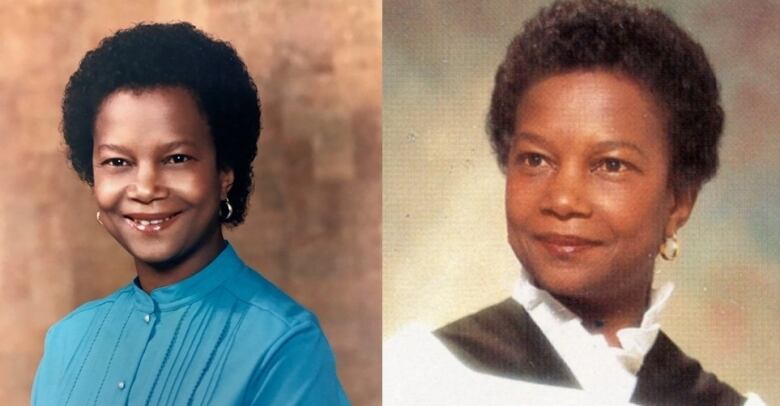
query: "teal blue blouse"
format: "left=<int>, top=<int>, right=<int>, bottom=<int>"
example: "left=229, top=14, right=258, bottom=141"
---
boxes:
left=32, top=244, right=349, bottom=405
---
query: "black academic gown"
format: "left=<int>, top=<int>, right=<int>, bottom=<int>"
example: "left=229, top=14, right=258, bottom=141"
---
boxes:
left=434, top=299, right=746, bottom=406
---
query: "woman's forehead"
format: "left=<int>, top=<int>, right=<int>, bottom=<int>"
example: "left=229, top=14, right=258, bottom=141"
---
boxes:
left=93, top=87, right=212, bottom=150
left=511, top=71, right=669, bottom=160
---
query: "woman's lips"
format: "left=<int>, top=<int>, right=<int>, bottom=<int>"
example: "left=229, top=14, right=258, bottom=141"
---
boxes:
left=535, top=233, right=601, bottom=258
left=123, top=212, right=181, bottom=233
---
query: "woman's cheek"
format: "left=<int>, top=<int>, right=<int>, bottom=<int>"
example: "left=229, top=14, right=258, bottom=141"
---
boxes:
left=93, top=174, right=128, bottom=210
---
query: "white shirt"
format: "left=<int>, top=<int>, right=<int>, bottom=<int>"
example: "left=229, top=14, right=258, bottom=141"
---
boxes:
left=511, top=272, right=673, bottom=403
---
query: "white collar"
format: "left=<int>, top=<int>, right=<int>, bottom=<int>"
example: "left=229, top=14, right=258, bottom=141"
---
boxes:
left=511, top=270, right=674, bottom=401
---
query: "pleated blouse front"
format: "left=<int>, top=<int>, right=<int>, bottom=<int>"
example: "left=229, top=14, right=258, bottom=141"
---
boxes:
left=32, top=244, right=348, bottom=405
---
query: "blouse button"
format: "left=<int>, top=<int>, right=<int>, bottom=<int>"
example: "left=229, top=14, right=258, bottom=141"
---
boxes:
left=144, top=314, right=151, bottom=323
left=117, top=381, right=126, bottom=390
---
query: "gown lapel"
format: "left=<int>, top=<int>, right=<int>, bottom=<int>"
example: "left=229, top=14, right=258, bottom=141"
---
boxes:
left=631, top=332, right=746, bottom=405
left=435, top=298, right=746, bottom=406
left=434, top=299, right=580, bottom=388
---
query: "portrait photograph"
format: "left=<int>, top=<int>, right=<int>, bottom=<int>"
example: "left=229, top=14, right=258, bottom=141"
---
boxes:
left=384, top=0, right=779, bottom=404
left=1, top=0, right=779, bottom=404
left=0, top=1, right=379, bottom=405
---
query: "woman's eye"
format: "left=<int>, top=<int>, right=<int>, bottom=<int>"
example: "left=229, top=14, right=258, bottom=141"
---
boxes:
left=519, top=153, right=547, bottom=168
left=597, top=158, right=628, bottom=173
left=102, top=158, right=129, bottom=167
left=165, top=154, right=192, bottom=164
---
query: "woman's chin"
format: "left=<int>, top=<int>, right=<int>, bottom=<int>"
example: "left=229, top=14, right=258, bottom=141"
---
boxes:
left=526, top=265, right=611, bottom=300
left=120, top=241, right=182, bottom=269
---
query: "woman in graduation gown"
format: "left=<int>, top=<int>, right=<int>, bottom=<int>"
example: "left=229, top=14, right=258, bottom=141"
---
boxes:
left=388, top=1, right=763, bottom=405
left=32, top=23, right=348, bottom=405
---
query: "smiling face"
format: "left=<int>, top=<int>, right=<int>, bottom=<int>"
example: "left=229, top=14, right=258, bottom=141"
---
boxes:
left=93, top=86, right=233, bottom=270
left=506, top=70, right=695, bottom=305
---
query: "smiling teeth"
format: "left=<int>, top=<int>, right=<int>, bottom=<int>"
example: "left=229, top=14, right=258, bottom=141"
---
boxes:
left=128, top=214, right=174, bottom=231
left=134, top=215, right=173, bottom=226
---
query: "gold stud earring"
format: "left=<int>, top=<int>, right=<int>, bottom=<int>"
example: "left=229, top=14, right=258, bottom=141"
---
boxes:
left=660, top=234, right=679, bottom=261
left=96, top=211, right=104, bottom=226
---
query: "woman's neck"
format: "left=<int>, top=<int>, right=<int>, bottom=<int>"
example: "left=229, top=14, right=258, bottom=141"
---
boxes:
left=556, top=286, right=652, bottom=348
left=134, top=231, right=227, bottom=294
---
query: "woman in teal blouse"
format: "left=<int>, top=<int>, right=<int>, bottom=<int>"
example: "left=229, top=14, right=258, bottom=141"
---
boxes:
left=32, top=22, right=348, bottom=405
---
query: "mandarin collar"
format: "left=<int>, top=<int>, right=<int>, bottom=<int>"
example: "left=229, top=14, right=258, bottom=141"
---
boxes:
left=132, top=243, right=243, bottom=312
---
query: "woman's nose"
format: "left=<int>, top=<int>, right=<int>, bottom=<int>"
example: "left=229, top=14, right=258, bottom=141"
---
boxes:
left=126, top=164, right=167, bottom=203
left=540, top=166, right=592, bottom=220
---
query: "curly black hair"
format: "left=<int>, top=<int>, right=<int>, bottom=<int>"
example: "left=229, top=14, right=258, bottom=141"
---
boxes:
left=488, top=0, right=723, bottom=189
left=63, top=22, right=261, bottom=226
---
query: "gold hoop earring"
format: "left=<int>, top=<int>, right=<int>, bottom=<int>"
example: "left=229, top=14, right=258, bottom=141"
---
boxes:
left=660, top=234, right=679, bottom=261
left=96, top=211, right=103, bottom=226
left=220, top=199, right=234, bottom=221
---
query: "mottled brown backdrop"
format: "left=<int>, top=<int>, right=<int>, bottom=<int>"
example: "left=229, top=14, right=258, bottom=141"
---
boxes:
left=0, top=1, right=380, bottom=404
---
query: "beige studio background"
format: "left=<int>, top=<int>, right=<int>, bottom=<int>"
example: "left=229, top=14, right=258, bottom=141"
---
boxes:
left=384, top=0, right=780, bottom=403
left=0, top=1, right=380, bottom=404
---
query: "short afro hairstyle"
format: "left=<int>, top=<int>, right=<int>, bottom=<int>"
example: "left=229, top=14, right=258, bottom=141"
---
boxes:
left=63, top=22, right=261, bottom=226
left=488, top=0, right=723, bottom=189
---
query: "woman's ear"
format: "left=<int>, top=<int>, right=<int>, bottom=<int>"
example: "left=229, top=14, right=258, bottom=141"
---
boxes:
left=220, top=168, right=235, bottom=200
left=665, top=183, right=699, bottom=237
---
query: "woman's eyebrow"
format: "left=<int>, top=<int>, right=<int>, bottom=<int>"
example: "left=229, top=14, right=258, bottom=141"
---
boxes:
left=516, top=132, right=648, bottom=159
left=95, top=141, right=198, bottom=154
left=592, top=140, right=647, bottom=158
left=159, top=140, right=198, bottom=151
left=95, top=143, right=131, bottom=154
left=514, top=131, right=553, bottom=149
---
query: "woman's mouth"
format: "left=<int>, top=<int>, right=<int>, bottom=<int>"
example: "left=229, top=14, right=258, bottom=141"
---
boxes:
left=123, top=212, right=181, bottom=232
left=535, top=233, right=601, bottom=258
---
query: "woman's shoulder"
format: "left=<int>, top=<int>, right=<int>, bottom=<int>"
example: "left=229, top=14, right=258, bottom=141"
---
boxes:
left=635, top=331, right=753, bottom=405
left=223, top=264, right=320, bottom=330
left=40, top=283, right=135, bottom=365
left=383, top=324, right=607, bottom=405
left=48, top=284, right=134, bottom=336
